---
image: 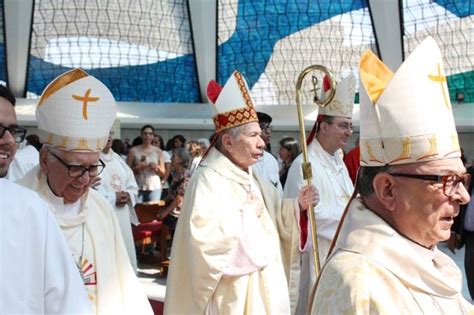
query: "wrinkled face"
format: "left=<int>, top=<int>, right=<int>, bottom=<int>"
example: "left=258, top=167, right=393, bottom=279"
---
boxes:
left=141, top=127, right=154, bottom=144
left=41, top=148, right=100, bottom=203
left=322, top=117, right=353, bottom=150
left=391, top=158, right=470, bottom=247
left=226, top=122, right=265, bottom=169
left=278, top=145, right=291, bottom=163
left=0, top=97, right=17, bottom=177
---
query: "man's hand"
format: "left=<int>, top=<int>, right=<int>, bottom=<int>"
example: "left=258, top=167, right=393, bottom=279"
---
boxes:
left=115, top=191, right=130, bottom=207
left=298, top=185, right=319, bottom=211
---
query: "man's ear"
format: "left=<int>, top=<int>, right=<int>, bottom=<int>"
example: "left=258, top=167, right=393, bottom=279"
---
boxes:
left=319, top=121, right=329, bottom=134
left=373, top=173, right=397, bottom=211
left=39, top=148, right=49, bottom=175
left=221, top=133, right=233, bottom=151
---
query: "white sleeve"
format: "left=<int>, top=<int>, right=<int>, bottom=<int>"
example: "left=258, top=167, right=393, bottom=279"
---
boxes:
left=283, top=158, right=305, bottom=199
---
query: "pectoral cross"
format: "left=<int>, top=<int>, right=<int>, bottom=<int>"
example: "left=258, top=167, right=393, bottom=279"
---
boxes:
left=72, top=89, right=100, bottom=120
left=428, top=64, right=450, bottom=110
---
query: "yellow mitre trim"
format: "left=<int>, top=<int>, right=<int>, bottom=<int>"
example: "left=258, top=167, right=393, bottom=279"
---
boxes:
left=359, top=50, right=394, bottom=104
left=38, top=68, right=89, bottom=107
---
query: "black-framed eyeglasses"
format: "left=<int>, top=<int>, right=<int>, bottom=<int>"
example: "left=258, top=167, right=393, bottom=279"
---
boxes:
left=389, top=173, right=471, bottom=197
left=0, top=124, right=27, bottom=143
left=50, top=151, right=105, bottom=178
left=259, top=123, right=273, bottom=132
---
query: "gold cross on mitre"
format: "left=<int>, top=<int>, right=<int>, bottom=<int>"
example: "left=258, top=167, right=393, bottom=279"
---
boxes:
left=72, top=89, right=100, bottom=120
left=428, top=63, right=450, bottom=110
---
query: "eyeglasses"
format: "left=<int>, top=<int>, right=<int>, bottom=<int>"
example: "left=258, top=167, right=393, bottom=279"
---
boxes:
left=0, top=124, right=27, bottom=143
left=328, top=122, right=353, bottom=131
left=389, top=172, right=471, bottom=197
left=259, top=123, right=273, bottom=132
left=50, top=151, right=105, bottom=178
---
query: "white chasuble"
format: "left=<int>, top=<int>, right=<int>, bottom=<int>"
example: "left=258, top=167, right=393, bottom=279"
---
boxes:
left=165, top=148, right=302, bottom=314
left=313, top=198, right=473, bottom=314
left=0, top=179, right=92, bottom=314
left=18, top=166, right=153, bottom=315
left=283, top=139, right=354, bottom=314
left=98, top=150, right=139, bottom=272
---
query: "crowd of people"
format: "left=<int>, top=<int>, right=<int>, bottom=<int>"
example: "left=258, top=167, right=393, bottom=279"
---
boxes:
left=0, top=36, right=473, bottom=314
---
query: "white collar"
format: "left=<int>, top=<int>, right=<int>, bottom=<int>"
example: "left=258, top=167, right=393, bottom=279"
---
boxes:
left=46, top=181, right=82, bottom=220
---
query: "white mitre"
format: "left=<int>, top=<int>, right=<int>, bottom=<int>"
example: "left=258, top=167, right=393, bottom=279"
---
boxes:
left=207, top=70, right=258, bottom=133
left=305, top=73, right=356, bottom=121
left=319, top=73, right=356, bottom=118
left=359, top=36, right=460, bottom=166
left=36, top=68, right=117, bottom=152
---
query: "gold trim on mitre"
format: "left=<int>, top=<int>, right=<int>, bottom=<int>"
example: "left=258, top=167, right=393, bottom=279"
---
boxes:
left=58, top=136, right=69, bottom=149
left=213, top=107, right=258, bottom=133
left=417, top=135, right=438, bottom=161
left=76, top=138, right=91, bottom=151
left=362, top=140, right=384, bottom=164
left=234, top=71, right=254, bottom=109
left=38, top=69, right=89, bottom=107
left=390, top=137, right=412, bottom=164
left=45, top=133, right=54, bottom=146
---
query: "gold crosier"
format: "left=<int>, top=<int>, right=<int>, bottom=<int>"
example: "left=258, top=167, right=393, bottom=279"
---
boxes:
left=295, top=65, right=336, bottom=312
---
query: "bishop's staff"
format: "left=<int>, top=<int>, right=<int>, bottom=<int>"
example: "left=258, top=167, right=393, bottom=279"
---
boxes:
left=294, top=65, right=336, bottom=279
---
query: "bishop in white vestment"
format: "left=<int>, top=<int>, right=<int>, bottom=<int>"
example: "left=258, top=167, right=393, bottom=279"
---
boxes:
left=98, top=139, right=139, bottom=272
left=313, top=37, right=473, bottom=314
left=284, top=74, right=356, bottom=314
left=314, top=199, right=473, bottom=314
left=18, top=68, right=153, bottom=314
left=165, top=71, right=317, bottom=314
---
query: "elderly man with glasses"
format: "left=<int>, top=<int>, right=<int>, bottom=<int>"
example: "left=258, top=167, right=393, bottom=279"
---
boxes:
left=18, top=69, right=152, bottom=314
left=283, top=74, right=356, bottom=314
left=312, top=37, right=472, bottom=313
left=0, top=85, right=92, bottom=313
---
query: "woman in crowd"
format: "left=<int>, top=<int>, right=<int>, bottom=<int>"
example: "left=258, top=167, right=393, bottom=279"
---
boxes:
left=171, top=134, right=186, bottom=150
left=186, top=140, right=203, bottom=175
left=278, top=136, right=300, bottom=188
left=127, top=125, right=166, bottom=202
left=156, top=148, right=192, bottom=259
left=152, top=134, right=172, bottom=199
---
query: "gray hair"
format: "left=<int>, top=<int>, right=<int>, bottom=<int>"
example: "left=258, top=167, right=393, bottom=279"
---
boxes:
left=42, top=145, right=60, bottom=163
left=215, top=124, right=249, bottom=150
left=358, top=164, right=394, bottom=197
left=173, top=147, right=192, bottom=169
left=197, top=138, right=210, bottom=150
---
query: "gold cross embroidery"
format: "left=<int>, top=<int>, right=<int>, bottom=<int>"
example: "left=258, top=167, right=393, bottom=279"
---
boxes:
left=72, top=89, right=100, bottom=120
left=428, top=64, right=450, bottom=110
